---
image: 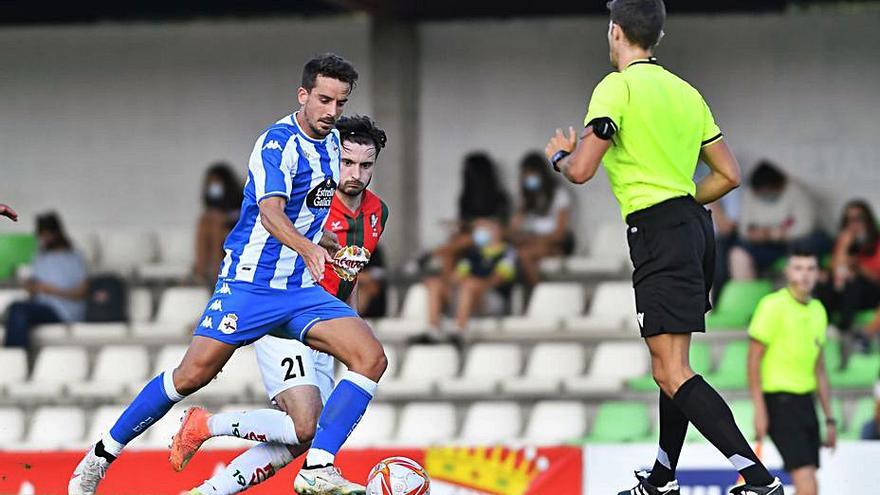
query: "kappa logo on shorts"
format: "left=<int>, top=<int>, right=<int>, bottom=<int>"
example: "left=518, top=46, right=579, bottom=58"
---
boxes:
left=219, top=313, right=239, bottom=334
left=209, top=299, right=223, bottom=311
left=637, top=312, right=645, bottom=328
left=216, top=283, right=232, bottom=295
left=200, top=316, right=213, bottom=329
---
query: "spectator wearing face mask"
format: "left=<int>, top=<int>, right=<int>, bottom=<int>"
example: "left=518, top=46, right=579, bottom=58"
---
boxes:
left=508, top=152, right=575, bottom=287
left=729, top=160, right=830, bottom=280
left=192, top=162, right=244, bottom=285
left=421, top=217, right=517, bottom=340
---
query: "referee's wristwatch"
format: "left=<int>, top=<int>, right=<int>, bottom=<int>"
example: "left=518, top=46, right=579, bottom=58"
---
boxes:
left=550, top=150, right=570, bottom=172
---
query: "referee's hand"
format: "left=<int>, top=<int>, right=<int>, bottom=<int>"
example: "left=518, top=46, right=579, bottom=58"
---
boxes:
left=544, top=127, right=577, bottom=162
left=824, top=423, right=838, bottom=451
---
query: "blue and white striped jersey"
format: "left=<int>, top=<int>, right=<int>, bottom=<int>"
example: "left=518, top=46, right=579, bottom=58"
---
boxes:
left=219, top=113, right=341, bottom=290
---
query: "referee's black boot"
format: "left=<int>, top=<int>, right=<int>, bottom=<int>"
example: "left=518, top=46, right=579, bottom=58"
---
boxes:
left=729, top=477, right=784, bottom=495
left=617, top=470, right=680, bottom=495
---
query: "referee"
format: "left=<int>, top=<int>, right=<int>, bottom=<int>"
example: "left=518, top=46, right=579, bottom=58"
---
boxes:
left=544, top=1, right=781, bottom=494
left=748, top=249, right=836, bottom=495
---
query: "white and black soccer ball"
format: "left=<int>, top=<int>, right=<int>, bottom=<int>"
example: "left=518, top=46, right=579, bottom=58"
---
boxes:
left=366, top=456, right=430, bottom=495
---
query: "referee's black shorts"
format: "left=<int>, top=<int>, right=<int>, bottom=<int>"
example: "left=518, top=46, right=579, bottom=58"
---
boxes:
left=625, top=195, right=715, bottom=338
left=765, top=392, right=821, bottom=471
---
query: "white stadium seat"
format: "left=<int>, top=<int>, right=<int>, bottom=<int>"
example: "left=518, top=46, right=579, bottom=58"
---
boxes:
left=523, top=401, right=587, bottom=445
left=437, top=343, right=521, bottom=397
left=379, top=344, right=459, bottom=398
left=69, top=231, right=99, bottom=268
left=0, top=408, right=26, bottom=444
left=31, top=323, right=70, bottom=345
left=96, top=230, right=157, bottom=274
left=0, top=288, right=27, bottom=315
left=395, top=402, right=456, bottom=446
left=143, top=404, right=191, bottom=448
left=459, top=401, right=522, bottom=445
left=564, top=341, right=649, bottom=394
left=132, top=287, right=209, bottom=339
left=6, top=346, right=89, bottom=401
left=564, top=281, right=637, bottom=333
left=139, top=228, right=195, bottom=280
left=87, top=405, right=130, bottom=447
left=152, top=344, right=189, bottom=376
left=501, top=283, right=585, bottom=333
left=26, top=406, right=86, bottom=449
left=346, top=403, right=397, bottom=447
left=564, top=223, right=629, bottom=275
left=129, top=288, right=154, bottom=323
left=68, top=345, right=150, bottom=401
left=69, top=322, right=128, bottom=343
left=501, top=343, right=585, bottom=396
left=375, top=283, right=430, bottom=336
left=0, top=348, right=28, bottom=395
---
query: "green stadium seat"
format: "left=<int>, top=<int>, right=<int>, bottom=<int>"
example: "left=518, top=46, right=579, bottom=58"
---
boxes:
left=819, top=397, right=845, bottom=440
left=706, top=280, right=774, bottom=330
left=704, top=340, right=749, bottom=390
left=587, top=401, right=651, bottom=443
left=829, top=353, right=880, bottom=389
left=854, top=309, right=877, bottom=327
left=628, top=342, right=712, bottom=392
left=824, top=340, right=842, bottom=372
left=729, top=399, right=756, bottom=441
left=0, top=234, right=37, bottom=281
left=843, top=397, right=877, bottom=440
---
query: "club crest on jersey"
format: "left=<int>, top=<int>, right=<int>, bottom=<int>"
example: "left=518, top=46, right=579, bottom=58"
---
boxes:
left=306, top=176, right=337, bottom=210
left=370, top=213, right=378, bottom=228
left=332, top=245, right=371, bottom=282
left=219, top=313, right=239, bottom=334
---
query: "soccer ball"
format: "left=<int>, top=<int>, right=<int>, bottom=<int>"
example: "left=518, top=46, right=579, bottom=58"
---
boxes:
left=366, top=456, right=430, bottom=495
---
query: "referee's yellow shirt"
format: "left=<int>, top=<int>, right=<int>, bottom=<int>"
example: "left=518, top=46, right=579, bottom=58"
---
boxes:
left=583, top=58, right=722, bottom=219
left=748, top=288, right=828, bottom=394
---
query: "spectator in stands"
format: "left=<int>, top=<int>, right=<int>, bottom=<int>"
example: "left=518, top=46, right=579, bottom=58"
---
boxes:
left=747, top=248, right=835, bottom=495
left=4, top=212, right=87, bottom=350
left=356, top=245, right=388, bottom=317
left=508, top=151, right=574, bottom=287
left=192, top=162, right=244, bottom=284
left=816, top=200, right=880, bottom=337
left=0, top=203, right=18, bottom=221
left=422, top=217, right=516, bottom=339
left=729, top=160, right=829, bottom=280
left=427, top=152, right=511, bottom=279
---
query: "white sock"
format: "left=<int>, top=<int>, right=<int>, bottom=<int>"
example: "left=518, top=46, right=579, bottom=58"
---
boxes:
left=196, top=443, right=293, bottom=495
left=207, top=409, right=299, bottom=445
left=305, top=448, right=335, bottom=468
left=100, top=433, right=125, bottom=457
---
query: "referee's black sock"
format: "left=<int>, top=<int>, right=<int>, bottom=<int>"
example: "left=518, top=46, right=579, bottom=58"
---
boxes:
left=672, top=375, right=774, bottom=487
left=646, top=391, right=688, bottom=487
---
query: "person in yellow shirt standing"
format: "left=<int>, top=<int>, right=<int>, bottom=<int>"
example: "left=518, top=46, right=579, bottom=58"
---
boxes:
left=748, top=249, right=837, bottom=495
left=544, top=1, right=778, bottom=494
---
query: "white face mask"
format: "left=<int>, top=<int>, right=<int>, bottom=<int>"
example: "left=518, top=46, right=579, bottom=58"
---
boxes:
left=523, top=175, right=542, bottom=191
left=207, top=182, right=225, bottom=199
left=473, top=227, right=492, bottom=247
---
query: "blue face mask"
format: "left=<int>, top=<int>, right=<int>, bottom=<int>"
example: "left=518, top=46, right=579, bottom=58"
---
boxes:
left=523, top=175, right=542, bottom=191
left=473, top=227, right=492, bottom=247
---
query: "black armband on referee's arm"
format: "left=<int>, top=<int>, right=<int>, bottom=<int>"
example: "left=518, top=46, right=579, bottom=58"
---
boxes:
left=550, top=150, right=570, bottom=172
left=586, top=117, right=617, bottom=140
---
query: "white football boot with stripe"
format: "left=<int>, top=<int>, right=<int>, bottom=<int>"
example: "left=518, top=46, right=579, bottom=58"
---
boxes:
left=294, top=465, right=366, bottom=495
left=68, top=447, right=111, bottom=495
left=617, top=470, right=680, bottom=495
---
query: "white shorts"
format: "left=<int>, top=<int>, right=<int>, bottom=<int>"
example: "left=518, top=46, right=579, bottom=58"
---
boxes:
left=254, top=335, right=335, bottom=403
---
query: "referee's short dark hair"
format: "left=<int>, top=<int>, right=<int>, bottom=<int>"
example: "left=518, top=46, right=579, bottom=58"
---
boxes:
left=788, top=245, right=818, bottom=261
left=301, top=53, right=358, bottom=92
left=336, top=115, right=387, bottom=157
left=607, top=0, right=666, bottom=50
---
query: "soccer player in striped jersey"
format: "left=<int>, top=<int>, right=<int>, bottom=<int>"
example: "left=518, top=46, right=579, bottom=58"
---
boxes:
left=70, top=55, right=388, bottom=495
left=170, top=115, right=389, bottom=495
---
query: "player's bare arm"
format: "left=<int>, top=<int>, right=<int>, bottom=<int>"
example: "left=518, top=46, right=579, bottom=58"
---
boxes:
left=695, top=139, right=741, bottom=204
left=259, top=196, right=333, bottom=281
left=319, top=229, right=342, bottom=255
left=544, top=125, right=611, bottom=184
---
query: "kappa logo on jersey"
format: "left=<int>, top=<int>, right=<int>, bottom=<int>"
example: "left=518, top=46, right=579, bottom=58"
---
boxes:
left=262, top=140, right=283, bottom=151
left=219, top=313, right=239, bottom=334
left=209, top=299, right=223, bottom=311
left=216, top=283, right=232, bottom=295
left=637, top=312, right=645, bottom=328
left=306, top=176, right=337, bottom=210
left=200, top=316, right=213, bottom=329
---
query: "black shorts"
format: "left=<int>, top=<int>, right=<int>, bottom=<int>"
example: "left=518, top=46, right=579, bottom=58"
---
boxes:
left=625, top=196, right=715, bottom=338
left=765, top=392, right=820, bottom=471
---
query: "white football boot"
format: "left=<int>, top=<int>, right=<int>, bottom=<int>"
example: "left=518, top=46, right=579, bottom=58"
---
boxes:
left=68, top=447, right=111, bottom=495
left=294, top=465, right=366, bottom=495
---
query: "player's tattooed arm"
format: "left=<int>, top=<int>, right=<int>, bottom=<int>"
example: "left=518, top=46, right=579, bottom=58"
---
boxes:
left=544, top=125, right=610, bottom=184
left=318, top=230, right=341, bottom=256
left=259, top=196, right=333, bottom=282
